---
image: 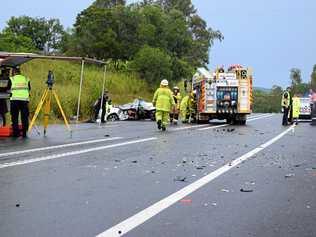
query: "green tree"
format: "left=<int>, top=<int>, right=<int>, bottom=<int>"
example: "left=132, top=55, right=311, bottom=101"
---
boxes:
left=0, top=31, right=36, bottom=52
left=290, top=68, right=302, bottom=87
left=129, top=45, right=172, bottom=85
left=93, top=0, right=126, bottom=8
left=156, top=0, right=196, bottom=17
left=4, top=16, right=64, bottom=52
left=311, top=64, right=316, bottom=90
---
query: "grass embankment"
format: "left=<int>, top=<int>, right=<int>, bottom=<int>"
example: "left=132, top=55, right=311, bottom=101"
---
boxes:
left=21, top=60, right=153, bottom=121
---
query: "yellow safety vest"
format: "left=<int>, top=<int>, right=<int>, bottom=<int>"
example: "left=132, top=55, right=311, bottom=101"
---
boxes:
left=10, top=75, right=30, bottom=101
left=292, top=97, right=301, bottom=118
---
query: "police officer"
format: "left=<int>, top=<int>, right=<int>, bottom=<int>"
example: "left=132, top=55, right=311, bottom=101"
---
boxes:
left=0, top=67, right=10, bottom=126
left=94, top=90, right=109, bottom=123
left=281, top=88, right=291, bottom=126
left=9, top=67, right=31, bottom=137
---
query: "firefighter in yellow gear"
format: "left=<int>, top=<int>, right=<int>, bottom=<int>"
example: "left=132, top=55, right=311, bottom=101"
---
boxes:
left=180, top=95, right=190, bottom=123
left=292, top=95, right=301, bottom=125
left=152, top=79, right=175, bottom=131
left=170, top=86, right=181, bottom=123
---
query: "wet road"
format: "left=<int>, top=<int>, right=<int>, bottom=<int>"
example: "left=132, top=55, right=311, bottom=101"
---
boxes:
left=0, top=114, right=315, bottom=237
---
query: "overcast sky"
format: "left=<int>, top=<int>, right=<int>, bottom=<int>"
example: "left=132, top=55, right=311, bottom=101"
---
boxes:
left=1, top=0, right=315, bottom=88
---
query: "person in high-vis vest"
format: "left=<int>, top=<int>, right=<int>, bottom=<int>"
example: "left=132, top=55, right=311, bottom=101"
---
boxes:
left=0, top=67, right=11, bottom=126
left=292, top=95, right=301, bottom=125
left=152, top=79, right=175, bottom=131
left=9, top=67, right=31, bottom=138
left=281, top=88, right=291, bottom=126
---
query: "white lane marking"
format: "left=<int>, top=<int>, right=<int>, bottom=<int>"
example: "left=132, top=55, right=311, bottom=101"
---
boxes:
left=97, top=124, right=295, bottom=237
left=197, top=114, right=273, bottom=131
left=0, top=137, right=123, bottom=158
left=172, top=114, right=271, bottom=132
left=171, top=124, right=209, bottom=131
left=197, top=124, right=228, bottom=131
left=247, top=114, right=274, bottom=121
left=0, top=137, right=157, bottom=169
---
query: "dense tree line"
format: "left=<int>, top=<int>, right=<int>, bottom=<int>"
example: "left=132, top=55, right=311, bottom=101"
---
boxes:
left=0, top=0, right=222, bottom=85
left=62, top=0, right=223, bottom=84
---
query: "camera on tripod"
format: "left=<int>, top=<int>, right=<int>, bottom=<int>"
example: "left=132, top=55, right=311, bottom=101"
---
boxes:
left=46, top=70, right=54, bottom=89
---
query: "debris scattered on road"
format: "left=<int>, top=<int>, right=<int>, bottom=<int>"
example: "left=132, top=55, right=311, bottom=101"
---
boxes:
left=285, top=173, right=295, bottom=178
left=260, top=132, right=265, bottom=135
left=114, top=159, right=121, bottom=163
left=192, top=174, right=196, bottom=177
left=240, top=188, right=254, bottom=193
left=245, top=181, right=256, bottom=185
left=294, top=164, right=301, bottom=168
left=174, top=176, right=187, bottom=182
left=15, top=204, right=20, bottom=207
left=221, top=189, right=230, bottom=193
left=180, top=199, right=192, bottom=204
left=227, top=128, right=235, bottom=132
left=196, top=165, right=206, bottom=170
left=151, top=171, right=156, bottom=174
left=204, top=203, right=209, bottom=207
left=131, top=160, right=138, bottom=163
left=211, top=202, right=217, bottom=206
left=104, top=134, right=110, bottom=137
left=118, top=230, right=122, bottom=234
left=306, top=205, right=311, bottom=209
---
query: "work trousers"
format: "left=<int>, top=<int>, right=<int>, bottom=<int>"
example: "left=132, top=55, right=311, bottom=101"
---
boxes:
left=10, top=100, right=29, bottom=137
left=282, top=106, right=289, bottom=126
left=94, top=106, right=106, bottom=123
left=156, top=110, right=169, bottom=126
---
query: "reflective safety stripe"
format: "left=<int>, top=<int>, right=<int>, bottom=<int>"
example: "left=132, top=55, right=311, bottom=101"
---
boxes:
left=11, top=87, right=29, bottom=90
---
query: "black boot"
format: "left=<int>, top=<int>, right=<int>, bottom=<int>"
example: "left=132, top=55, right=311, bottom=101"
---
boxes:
left=157, top=120, right=162, bottom=130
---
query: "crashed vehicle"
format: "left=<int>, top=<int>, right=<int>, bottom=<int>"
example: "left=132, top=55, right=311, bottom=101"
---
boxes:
left=119, top=99, right=155, bottom=120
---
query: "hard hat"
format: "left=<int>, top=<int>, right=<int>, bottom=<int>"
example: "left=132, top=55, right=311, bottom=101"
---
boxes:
left=173, top=86, right=179, bottom=90
left=161, top=79, right=169, bottom=86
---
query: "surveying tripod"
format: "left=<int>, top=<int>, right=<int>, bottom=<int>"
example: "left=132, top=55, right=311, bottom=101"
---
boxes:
left=29, top=71, right=72, bottom=136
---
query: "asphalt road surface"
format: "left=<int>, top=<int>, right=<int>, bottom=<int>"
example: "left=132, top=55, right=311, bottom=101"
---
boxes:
left=0, top=114, right=315, bottom=237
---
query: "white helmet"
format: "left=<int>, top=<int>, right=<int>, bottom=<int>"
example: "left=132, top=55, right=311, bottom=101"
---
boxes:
left=161, top=79, right=169, bottom=86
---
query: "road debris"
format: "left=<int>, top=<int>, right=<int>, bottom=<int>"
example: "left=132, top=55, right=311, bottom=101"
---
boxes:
left=240, top=188, right=254, bottom=193
left=131, top=160, right=138, bottom=163
left=285, top=173, right=295, bottom=178
left=211, top=202, right=217, bottom=206
left=221, top=189, right=230, bottom=193
left=180, top=199, right=192, bottom=204
left=196, top=165, right=206, bottom=170
left=174, top=176, right=187, bottom=182
left=15, top=204, right=20, bottom=207
left=104, top=134, right=110, bottom=137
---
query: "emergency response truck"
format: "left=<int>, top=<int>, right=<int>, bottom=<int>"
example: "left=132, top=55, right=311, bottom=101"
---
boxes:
left=191, top=65, right=253, bottom=124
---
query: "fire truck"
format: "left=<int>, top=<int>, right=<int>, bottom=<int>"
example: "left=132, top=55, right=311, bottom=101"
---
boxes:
left=191, top=65, right=253, bottom=125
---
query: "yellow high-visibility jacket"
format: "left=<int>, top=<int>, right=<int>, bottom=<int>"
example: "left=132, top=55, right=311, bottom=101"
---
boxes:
left=152, top=87, right=175, bottom=112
